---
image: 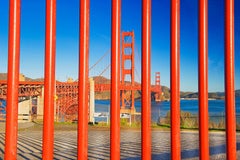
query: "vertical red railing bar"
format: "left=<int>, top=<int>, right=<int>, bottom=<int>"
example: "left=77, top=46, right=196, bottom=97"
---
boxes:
left=110, top=0, right=121, bottom=159
left=4, top=0, right=21, bottom=159
left=225, top=0, right=236, bottom=159
left=42, top=0, right=56, bottom=159
left=141, top=0, right=151, bottom=159
left=170, top=0, right=181, bottom=159
left=78, top=0, right=90, bottom=159
left=198, top=0, right=209, bottom=159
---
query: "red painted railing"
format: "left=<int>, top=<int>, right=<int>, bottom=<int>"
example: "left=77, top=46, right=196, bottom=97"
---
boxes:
left=170, top=0, right=181, bottom=159
left=78, top=0, right=90, bottom=159
left=3, top=0, right=236, bottom=159
left=5, top=0, right=21, bottom=158
left=110, top=0, right=121, bottom=159
left=225, top=0, right=236, bottom=159
left=42, top=0, right=56, bottom=159
left=198, top=0, right=209, bottom=159
left=141, top=0, right=152, bottom=159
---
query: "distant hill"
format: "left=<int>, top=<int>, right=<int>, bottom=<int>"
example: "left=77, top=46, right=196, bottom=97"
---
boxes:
left=0, top=73, right=44, bottom=82
left=93, top=76, right=110, bottom=84
left=161, top=86, right=240, bottom=100
left=1, top=73, right=239, bottom=99
left=93, top=76, right=142, bottom=100
left=0, top=73, right=7, bottom=80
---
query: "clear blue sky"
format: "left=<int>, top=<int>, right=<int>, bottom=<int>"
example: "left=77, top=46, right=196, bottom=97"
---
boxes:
left=0, top=0, right=239, bottom=92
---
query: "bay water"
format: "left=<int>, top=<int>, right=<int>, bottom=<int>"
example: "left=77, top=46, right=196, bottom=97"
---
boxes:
left=1, top=97, right=240, bottom=123
left=95, top=97, right=240, bottom=123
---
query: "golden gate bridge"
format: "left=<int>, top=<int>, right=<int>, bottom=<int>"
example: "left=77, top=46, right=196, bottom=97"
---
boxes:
left=0, top=31, right=161, bottom=121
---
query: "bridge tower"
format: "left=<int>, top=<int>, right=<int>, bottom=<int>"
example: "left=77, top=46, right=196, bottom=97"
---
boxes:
left=120, top=31, right=135, bottom=112
left=154, top=72, right=162, bottom=101
left=155, top=72, right=160, bottom=87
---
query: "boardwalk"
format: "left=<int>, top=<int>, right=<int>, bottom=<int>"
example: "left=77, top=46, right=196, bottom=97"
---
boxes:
left=0, top=128, right=240, bottom=159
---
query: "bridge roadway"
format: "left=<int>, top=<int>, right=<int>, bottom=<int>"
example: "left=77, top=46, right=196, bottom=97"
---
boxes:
left=0, top=127, right=240, bottom=159
left=0, top=80, right=161, bottom=98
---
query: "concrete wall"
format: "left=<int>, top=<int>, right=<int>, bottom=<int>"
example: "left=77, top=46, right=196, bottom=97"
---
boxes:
left=89, top=78, right=95, bottom=123
left=18, top=99, right=31, bottom=122
left=37, top=96, right=44, bottom=120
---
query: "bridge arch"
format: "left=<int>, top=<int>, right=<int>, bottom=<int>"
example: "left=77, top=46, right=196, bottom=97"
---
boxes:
left=57, top=97, right=79, bottom=121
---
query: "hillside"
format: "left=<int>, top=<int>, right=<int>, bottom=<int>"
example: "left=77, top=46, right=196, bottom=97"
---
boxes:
left=0, top=73, right=44, bottom=82
left=93, top=76, right=110, bottom=84
left=93, top=76, right=142, bottom=100
left=1, top=73, right=239, bottom=99
left=0, top=73, right=7, bottom=80
left=161, top=87, right=240, bottom=100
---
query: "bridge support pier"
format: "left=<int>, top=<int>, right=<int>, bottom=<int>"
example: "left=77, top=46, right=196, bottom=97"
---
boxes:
left=37, top=91, right=44, bottom=120
left=89, top=78, right=95, bottom=123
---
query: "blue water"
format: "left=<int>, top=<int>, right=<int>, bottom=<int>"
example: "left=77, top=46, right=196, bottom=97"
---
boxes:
left=95, top=97, right=240, bottom=122
left=1, top=97, right=240, bottom=122
left=0, top=99, right=6, bottom=114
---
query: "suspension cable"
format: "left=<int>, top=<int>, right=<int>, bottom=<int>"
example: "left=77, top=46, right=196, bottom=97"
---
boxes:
left=98, top=64, right=110, bottom=77
left=89, top=49, right=110, bottom=71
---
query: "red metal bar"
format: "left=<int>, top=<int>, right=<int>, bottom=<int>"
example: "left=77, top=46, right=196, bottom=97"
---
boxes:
left=4, top=0, right=21, bottom=159
left=141, top=0, right=151, bottom=159
left=111, top=0, right=121, bottom=159
left=78, top=0, right=90, bottom=159
left=42, top=0, right=56, bottom=159
left=198, top=0, right=209, bottom=159
left=225, top=0, right=236, bottom=159
left=170, top=0, right=181, bottom=159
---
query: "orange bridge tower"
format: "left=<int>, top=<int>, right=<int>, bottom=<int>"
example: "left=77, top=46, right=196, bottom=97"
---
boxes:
left=120, top=31, right=135, bottom=113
